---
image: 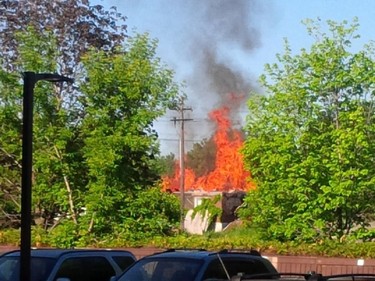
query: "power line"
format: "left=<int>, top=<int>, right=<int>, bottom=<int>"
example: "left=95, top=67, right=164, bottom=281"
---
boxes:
left=156, top=117, right=245, bottom=123
left=159, top=138, right=202, bottom=142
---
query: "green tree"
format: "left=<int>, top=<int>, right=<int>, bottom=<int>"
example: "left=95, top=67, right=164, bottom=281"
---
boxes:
left=157, top=153, right=177, bottom=178
left=113, top=186, right=180, bottom=241
left=0, top=67, right=23, bottom=228
left=158, top=137, right=216, bottom=182
left=77, top=33, right=179, bottom=237
left=0, top=0, right=126, bottom=75
left=186, top=138, right=216, bottom=178
left=240, top=18, right=375, bottom=242
left=0, top=0, right=127, bottom=230
left=0, top=1, right=182, bottom=243
left=0, top=26, right=72, bottom=229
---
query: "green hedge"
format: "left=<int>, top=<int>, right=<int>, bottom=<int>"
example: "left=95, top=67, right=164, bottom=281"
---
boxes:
left=1, top=226, right=375, bottom=258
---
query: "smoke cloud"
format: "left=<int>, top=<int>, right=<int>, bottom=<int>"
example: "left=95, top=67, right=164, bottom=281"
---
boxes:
left=184, top=0, right=261, bottom=100
left=109, top=0, right=269, bottom=152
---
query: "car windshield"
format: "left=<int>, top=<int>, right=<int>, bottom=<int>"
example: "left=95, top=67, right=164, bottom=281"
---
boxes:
left=0, top=256, right=56, bottom=281
left=118, top=258, right=203, bottom=281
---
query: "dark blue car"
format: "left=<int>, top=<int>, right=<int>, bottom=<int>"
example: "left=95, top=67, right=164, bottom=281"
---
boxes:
left=111, top=249, right=278, bottom=281
left=0, top=248, right=136, bottom=281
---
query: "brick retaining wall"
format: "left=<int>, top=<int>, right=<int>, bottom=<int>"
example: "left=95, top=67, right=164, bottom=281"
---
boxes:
left=269, top=255, right=375, bottom=275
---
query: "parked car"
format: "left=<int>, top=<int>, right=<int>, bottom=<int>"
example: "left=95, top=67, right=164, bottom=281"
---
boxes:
left=111, top=249, right=278, bottom=281
left=0, top=248, right=136, bottom=281
left=233, top=272, right=375, bottom=281
left=230, top=272, right=314, bottom=281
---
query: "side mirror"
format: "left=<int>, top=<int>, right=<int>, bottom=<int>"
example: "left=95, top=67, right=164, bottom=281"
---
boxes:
left=109, top=276, right=117, bottom=281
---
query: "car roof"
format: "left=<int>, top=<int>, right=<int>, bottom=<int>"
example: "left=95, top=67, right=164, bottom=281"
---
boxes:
left=1, top=248, right=135, bottom=259
left=143, top=249, right=266, bottom=261
left=146, top=250, right=213, bottom=260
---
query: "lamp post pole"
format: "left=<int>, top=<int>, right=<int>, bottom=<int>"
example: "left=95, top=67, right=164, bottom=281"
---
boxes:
left=20, top=72, right=73, bottom=281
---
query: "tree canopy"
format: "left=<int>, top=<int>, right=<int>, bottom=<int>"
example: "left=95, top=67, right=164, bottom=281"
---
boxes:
left=0, top=0, right=126, bottom=75
left=0, top=0, right=180, bottom=245
left=240, top=18, right=375, bottom=242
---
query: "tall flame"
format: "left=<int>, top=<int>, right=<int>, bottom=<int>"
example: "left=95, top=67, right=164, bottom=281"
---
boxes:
left=162, top=105, right=255, bottom=192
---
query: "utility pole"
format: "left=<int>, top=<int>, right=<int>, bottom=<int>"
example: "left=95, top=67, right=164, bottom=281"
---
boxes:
left=171, top=98, right=192, bottom=231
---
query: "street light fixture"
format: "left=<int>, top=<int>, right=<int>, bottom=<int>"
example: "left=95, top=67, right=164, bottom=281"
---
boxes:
left=21, top=72, right=73, bottom=281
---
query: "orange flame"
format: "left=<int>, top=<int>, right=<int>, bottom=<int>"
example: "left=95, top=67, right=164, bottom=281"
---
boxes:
left=162, top=104, right=255, bottom=192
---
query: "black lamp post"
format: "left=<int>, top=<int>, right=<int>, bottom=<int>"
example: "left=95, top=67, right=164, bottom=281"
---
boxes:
left=21, top=72, right=73, bottom=281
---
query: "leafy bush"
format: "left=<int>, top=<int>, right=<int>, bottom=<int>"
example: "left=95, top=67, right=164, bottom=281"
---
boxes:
left=350, top=228, right=375, bottom=242
left=3, top=223, right=375, bottom=258
left=47, top=221, right=80, bottom=248
left=114, top=187, right=180, bottom=239
left=191, top=195, right=222, bottom=228
left=0, top=228, right=19, bottom=245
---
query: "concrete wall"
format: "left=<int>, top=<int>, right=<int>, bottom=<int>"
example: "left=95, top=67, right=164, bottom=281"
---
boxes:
left=176, top=191, right=246, bottom=234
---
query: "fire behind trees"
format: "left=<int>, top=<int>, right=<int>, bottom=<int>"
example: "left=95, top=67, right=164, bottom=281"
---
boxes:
left=162, top=105, right=254, bottom=193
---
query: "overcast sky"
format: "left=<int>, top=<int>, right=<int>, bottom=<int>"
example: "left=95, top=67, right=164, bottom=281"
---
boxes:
left=91, top=0, right=375, bottom=155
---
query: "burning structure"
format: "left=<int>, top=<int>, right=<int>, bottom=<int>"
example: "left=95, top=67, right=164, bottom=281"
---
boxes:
left=162, top=105, right=254, bottom=192
left=162, top=103, right=254, bottom=233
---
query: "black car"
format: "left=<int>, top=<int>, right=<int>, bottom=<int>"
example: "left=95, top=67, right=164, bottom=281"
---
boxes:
left=233, top=272, right=375, bottom=281
left=0, top=248, right=136, bottom=281
left=111, top=249, right=278, bottom=281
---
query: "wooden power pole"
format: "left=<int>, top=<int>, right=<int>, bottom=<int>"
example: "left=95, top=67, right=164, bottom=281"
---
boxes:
left=171, top=98, right=192, bottom=231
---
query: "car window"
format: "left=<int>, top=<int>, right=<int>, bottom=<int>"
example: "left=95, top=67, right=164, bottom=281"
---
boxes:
left=0, top=256, right=18, bottom=281
left=0, top=256, right=56, bottom=281
left=203, top=260, right=228, bottom=280
left=119, top=258, right=202, bottom=281
left=55, top=256, right=115, bottom=281
left=31, top=257, right=56, bottom=281
left=112, top=256, right=135, bottom=271
left=203, top=257, right=275, bottom=280
left=222, top=259, right=270, bottom=277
